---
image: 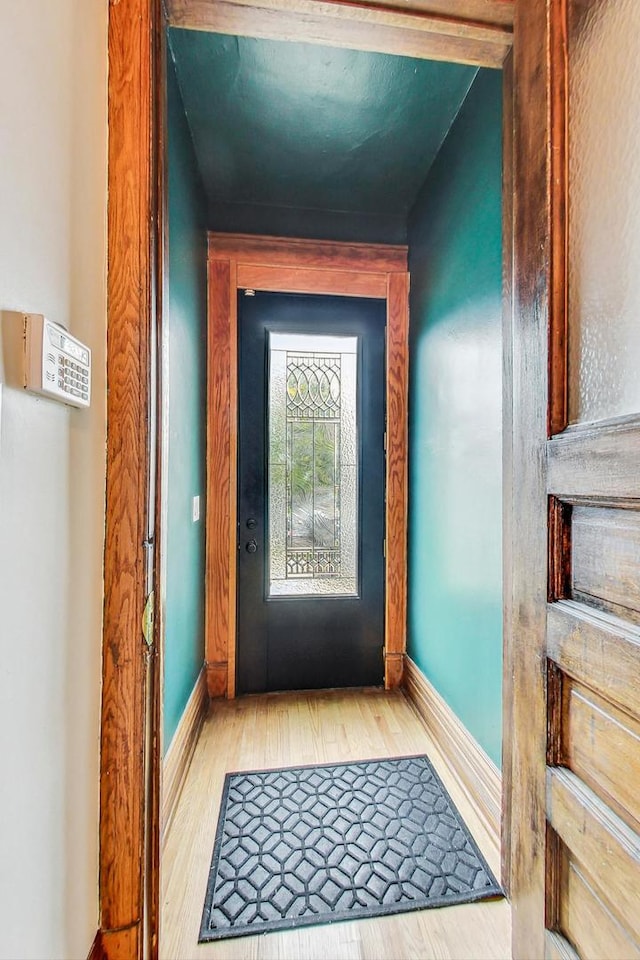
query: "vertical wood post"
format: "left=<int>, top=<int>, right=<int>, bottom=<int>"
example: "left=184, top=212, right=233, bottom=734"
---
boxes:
left=101, top=0, right=155, bottom=955
left=385, top=271, right=409, bottom=688
left=507, top=1, right=554, bottom=955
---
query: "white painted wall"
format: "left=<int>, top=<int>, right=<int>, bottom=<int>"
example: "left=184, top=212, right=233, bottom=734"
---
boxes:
left=0, top=2, right=107, bottom=957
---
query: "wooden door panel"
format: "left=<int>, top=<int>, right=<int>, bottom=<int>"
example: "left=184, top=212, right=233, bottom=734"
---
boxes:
left=562, top=682, right=640, bottom=832
left=546, top=930, right=581, bottom=960
left=546, top=510, right=640, bottom=954
left=509, top=10, right=640, bottom=956
left=571, top=506, right=640, bottom=617
left=559, top=853, right=640, bottom=960
left=547, top=767, right=640, bottom=944
left=547, top=601, right=640, bottom=718
left=534, top=0, right=640, bottom=953
left=547, top=420, right=640, bottom=500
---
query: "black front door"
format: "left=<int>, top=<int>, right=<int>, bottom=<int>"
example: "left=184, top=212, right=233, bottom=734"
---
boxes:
left=237, top=291, right=386, bottom=693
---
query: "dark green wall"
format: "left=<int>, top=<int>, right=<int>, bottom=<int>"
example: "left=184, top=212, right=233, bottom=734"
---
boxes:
left=407, top=69, right=503, bottom=767
left=163, top=56, right=208, bottom=751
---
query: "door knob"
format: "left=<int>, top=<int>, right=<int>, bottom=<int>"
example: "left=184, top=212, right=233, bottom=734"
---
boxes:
left=246, top=539, right=257, bottom=554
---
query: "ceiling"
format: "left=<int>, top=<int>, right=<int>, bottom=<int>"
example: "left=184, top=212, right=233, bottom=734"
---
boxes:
left=168, top=29, right=478, bottom=242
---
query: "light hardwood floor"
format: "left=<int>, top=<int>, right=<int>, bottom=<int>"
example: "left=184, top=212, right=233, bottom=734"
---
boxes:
left=161, top=688, right=511, bottom=960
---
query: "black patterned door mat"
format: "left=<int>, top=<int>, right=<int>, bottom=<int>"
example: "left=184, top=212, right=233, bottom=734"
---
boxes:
left=199, top=755, right=502, bottom=941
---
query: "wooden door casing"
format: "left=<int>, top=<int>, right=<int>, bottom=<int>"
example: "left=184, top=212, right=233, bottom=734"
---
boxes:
left=103, top=3, right=515, bottom=957
left=165, top=0, right=514, bottom=69
left=509, top=0, right=640, bottom=957
left=205, top=235, right=409, bottom=700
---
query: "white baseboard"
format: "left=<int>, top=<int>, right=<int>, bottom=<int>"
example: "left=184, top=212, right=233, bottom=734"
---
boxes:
left=403, top=656, right=501, bottom=860
left=162, top=666, right=208, bottom=842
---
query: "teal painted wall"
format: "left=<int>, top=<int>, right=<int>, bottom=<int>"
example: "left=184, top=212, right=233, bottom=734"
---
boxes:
left=407, top=69, right=503, bottom=767
left=163, top=56, right=208, bottom=752
left=168, top=29, right=476, bottom=243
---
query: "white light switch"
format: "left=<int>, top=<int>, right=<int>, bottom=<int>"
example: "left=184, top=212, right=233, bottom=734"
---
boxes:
left=192, top=495, right=200, bottom=522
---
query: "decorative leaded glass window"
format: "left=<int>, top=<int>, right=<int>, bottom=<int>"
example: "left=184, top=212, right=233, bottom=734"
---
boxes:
left=268, top=333, right=358, bottom=597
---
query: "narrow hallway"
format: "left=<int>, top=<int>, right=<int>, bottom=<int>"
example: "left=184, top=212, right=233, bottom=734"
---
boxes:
left=161, top=689, right=510, bottom=959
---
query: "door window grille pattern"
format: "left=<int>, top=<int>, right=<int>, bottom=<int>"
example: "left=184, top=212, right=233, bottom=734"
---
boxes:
left=269, top=333, right=358, bottom=597
left=286, top=354, right=341, bottom=418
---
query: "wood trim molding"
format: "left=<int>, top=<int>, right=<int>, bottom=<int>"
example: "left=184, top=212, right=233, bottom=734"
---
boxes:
left=100, top=927, right=139, bottom=960
left=209, top=233, right=408, bottom=274
left=403, top=656, right=502, bottom=863
left=103, top=0, right=527, bottom=955
left=500, top=48, right=514, bottom=900
left=546, top=930, right=581, bottom=960
left=384, top=273, right=409, bottom=688
left=507, top=0, right=556, bottom=953
left=205, top=259, right=238, bottom=700
left=167, top=0, right=512, bottom=68
left=101, top=0, right=156, bottom=956
left=547, top=600, right=640, bottom=720
left=207, top=233, right=409, bottom=696
left=162, top=668, right=209, bottom=840
left=548, top=0, right=569, bottom=437
left=237, top=263, right=388, bottom=299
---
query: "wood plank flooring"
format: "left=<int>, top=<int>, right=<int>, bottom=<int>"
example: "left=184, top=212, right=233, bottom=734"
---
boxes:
left=161, top=688, right=511, bottom=959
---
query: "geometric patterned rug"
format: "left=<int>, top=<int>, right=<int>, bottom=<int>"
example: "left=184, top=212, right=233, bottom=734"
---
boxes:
left=199, top=755, right=502, bottom=941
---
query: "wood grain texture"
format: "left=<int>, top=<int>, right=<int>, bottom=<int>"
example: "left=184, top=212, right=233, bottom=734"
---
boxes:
left=205, top=661, right=228, bottom=699
left=237, top=263, right=388, bottom=299
left=547, top=417, right=640, bottom=500
left=543, top=2, right=640, bottom=954
left=205, top=260, right=234, bottom=698
left=508, top=0, right=554, bottom=953
left=167, top=0, right=512, bottom=68
left=227, top=261, right=238, bottom=698
left=102, top=0, right=154, bottom=946
left=500, top=49, right=514, bottom=899
left=209, top=233, right=407, bottom=274
left=548, top=497, right=572, bottom=603
left=544, top=821, right=563, bottom=934
left=548, top=0, right=568, bottom=437
left=404, top=657, right=502, bottom=866
left=547, top=600, right=640, bottom=721
left=385, top=273, right=409, bottom=686
left=160, top=689, right=510, bottom=959
left=150, top=22, right=170, bottom=956
left=173, top=0, right=515, bottom=27
left=562, top=681, right=640, bottom=834
left=546, top=660, right=565, bottom=768
left=384, top=651, right=404, bottom=689
left=545, top=929, right=580, bottom=960
left=559, top=855, right=640, bottom=960
left=360, top=0, right=514, bottom=26
left=101, top=927, right=140, bottom=960
left=162, top=668, right=208, bottom=840
left=547, top=767, right=640, bottom=944
left=572, top=506, right=640, bottom=616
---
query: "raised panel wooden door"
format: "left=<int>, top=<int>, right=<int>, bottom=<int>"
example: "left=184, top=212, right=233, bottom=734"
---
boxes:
left=511, top=1, right=640, bottom=957
left=544, top=2, right=640, bottom=954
